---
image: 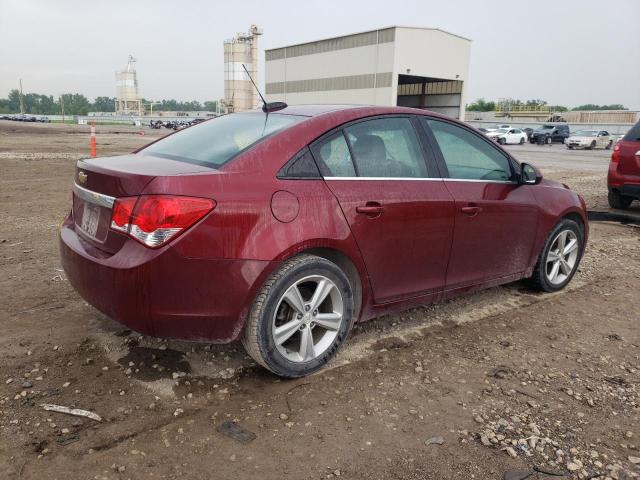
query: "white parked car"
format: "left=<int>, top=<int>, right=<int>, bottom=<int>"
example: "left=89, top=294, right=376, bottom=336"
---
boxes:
left=486, top=128, right=528, bottom=145
left=566, top=130, right=613, bottom=150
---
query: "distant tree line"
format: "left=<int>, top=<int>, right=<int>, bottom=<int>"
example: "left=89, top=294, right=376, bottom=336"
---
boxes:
left=0, top=89, right=219, bottom=115
left=466, top=98, right=627, bottom=113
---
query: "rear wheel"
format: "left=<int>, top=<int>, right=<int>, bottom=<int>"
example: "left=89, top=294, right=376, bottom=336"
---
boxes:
left=589, top=141, right=596, bottom=150
left=498, top=138, right=506, bottom=145
left=528, top=219, right=584, bottom=292
left=605, top=140, right=613, bottom=150
left=519, top=137, right=525, bottom=145
left=545, top=136, right=551, bottom=145
left=567, top=145, right=574, bottom=149
left=608, top=189, right=633, bottom=209
left=242, top=254, right=354, bottom=378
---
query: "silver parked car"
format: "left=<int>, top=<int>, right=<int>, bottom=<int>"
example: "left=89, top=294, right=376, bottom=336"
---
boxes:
left=566, top=130, right=613, bottom=150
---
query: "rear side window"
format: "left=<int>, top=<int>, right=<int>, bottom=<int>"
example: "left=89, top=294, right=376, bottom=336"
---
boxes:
left=623, top=120, right=640, bottom=141
left=344, top=117, right=428, bottom=178
left=141, top=112, right=304, bottom=167
left=311, top=132, right=356, bottom=177
left=424, top=118, right=512, bottom=181
left=278, top=148, right=321, bottom=179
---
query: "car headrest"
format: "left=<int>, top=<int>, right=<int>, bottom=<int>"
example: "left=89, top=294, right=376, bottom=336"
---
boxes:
left=352, top=135, right=386, bottom=163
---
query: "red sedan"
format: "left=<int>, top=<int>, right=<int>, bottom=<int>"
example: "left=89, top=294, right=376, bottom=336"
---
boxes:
left=60, top=105, right=588, bottom=378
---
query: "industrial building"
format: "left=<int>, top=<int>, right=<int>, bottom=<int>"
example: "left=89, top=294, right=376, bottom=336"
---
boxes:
left=115, top=55, right=142, bottom=115
left=223, top=25, right=262, bottom=112
left=265, top=26, right=471, bottom=119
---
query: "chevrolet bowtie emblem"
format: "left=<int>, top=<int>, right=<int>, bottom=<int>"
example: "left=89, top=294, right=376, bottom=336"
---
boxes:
left=78, top=171, right=88, bottom=184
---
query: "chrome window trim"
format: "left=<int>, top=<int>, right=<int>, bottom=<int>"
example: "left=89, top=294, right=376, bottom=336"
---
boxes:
left=73, top=183, right=116, bottom=208
left=324, top=177, right=515, bottom=184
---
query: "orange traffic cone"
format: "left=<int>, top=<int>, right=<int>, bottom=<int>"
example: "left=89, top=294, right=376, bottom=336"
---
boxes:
left=90, top=137, right=97, bottom=157
left=89, top=122, right=97, bottom=157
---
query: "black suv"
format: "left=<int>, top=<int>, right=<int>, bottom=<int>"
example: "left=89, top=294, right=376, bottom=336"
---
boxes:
left=530, top=124, right=570, bottom=144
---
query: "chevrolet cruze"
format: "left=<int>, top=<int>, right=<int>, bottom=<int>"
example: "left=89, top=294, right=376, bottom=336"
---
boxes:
left=60, top=105, right=588, bottom=377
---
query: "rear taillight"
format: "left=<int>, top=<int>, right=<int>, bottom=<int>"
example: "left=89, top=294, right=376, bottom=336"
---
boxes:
left=611, top=143, right=621, bottom=164
left=110, top=197, right=137, bottom=233
left=110, top=195, right=215, bottom=248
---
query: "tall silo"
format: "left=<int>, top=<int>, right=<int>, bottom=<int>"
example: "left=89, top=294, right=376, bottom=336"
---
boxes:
left=223, top=25, right=263, bottom=112
left=115, top=55, right=142, bottom=115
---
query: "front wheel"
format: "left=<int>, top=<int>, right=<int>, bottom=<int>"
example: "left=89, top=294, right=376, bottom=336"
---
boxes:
left=498, top=138, right=506, bottom=145
left=605, top=140, right=613, bottom=150
left=545, top=136, right=551, bottom=145
left=589, top=141, right=596, bottom=150
left=527, top=219, right=584, bottom=292
left=242, top=254, right=355, bottom=378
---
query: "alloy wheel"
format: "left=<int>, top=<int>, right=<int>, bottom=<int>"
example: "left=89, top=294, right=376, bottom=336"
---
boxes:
left=272, top=275, right=344, bottom=363
left=545, top=230, right=579, bottom=285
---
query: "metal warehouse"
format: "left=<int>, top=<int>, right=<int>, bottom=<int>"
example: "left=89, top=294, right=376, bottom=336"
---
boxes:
left=265, top=26, right=471, bottom=119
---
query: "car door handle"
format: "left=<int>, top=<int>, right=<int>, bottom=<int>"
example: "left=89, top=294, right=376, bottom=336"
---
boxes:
left=461, top=206, right=482, bottom=216
left=356, top=203, right=384, bottom=216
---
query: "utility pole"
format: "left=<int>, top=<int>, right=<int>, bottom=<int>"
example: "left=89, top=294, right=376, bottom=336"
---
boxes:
left=60, top=96, right=65, bottom=123
left=19, top=79, right=24, bottom=114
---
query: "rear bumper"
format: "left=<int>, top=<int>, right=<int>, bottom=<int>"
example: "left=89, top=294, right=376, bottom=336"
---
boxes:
left=59, top=214, right=276, bottom=343
left=608, top=167, right=640, bottom=199
left=618, top=184, right=640, bottom=199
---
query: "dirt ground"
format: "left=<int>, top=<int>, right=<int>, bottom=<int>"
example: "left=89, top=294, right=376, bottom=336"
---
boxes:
left=0, top=121, right=638, bottom=480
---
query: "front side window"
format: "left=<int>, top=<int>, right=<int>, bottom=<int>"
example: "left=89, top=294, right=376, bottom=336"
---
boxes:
left=344, top=117, right=428, bottom=178
left=311, top=132, right=356, bottom=177
left=141, top=112, right=304, bottom=168
left=424, top=118, right=513, bottom=181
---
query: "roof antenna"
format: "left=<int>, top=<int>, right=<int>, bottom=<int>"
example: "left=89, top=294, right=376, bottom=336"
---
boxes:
left=242, top=64, right=287, bottom=113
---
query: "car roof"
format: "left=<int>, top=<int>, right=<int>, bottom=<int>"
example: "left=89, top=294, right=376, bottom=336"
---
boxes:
left=243, top=104, right=440, bottom=118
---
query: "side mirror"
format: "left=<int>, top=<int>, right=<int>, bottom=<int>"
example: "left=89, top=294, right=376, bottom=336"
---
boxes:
left=519, top=163, right=542, bottom=185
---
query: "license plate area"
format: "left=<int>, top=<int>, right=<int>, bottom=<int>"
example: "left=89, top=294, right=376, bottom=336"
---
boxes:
left=81, top=203, right=100, bottom=237
left=73, top=195, right=110, bottom=242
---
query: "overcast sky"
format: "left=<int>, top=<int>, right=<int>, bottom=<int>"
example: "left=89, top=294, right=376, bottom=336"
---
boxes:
left=1, top=0, right=639, bottom=109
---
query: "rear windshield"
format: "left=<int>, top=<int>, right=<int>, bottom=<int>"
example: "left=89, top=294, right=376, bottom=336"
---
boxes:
left=141, top=112, right=305, bottom=167
left=623, top=120, right=640, bottom=141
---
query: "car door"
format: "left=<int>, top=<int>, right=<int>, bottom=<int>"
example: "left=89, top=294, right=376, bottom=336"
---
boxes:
left=598, top=131, right=609, bottom=148
left=419, top=117, right=540, bottom=289
left=311, top=116, right=456, bottom=304
left=512, top=128, right=526, bottom=143
left=507, top=129, right=519, bottom=144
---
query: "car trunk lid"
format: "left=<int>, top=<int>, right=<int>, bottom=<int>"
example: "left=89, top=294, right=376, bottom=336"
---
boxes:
left=72, top=154, right=214, bottom=253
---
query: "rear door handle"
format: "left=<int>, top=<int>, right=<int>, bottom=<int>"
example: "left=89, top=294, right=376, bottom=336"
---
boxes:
left=461, top=206, right=482, bottom=216
left=356, top=203, right=384, bottom=216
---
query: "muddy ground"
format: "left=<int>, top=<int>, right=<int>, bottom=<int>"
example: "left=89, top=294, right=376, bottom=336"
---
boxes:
left=0, top=121, right=638, bottom=480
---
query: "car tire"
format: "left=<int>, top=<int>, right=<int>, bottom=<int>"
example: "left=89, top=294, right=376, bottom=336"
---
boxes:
left=242, top=254, right=355, bottom=378
left=605, top=140, right=613, bottom=150
left=608, top=189, right=633, bottom=210
left=567, top=145, right=573, bottom=149
left=545, top=136, right=551, bottom=145
left=561, top=137, right=565, bottom=144
left=519, top=137, right=524, bottom=145
left=527, top=219, right=584, bottom=293
left=498, top=138, right=506, bottom=145
left=589, top=141, right=596, bottom=150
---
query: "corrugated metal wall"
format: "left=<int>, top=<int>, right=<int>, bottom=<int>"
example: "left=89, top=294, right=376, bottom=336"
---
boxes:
left=266, top=28, right=395, bottom=61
